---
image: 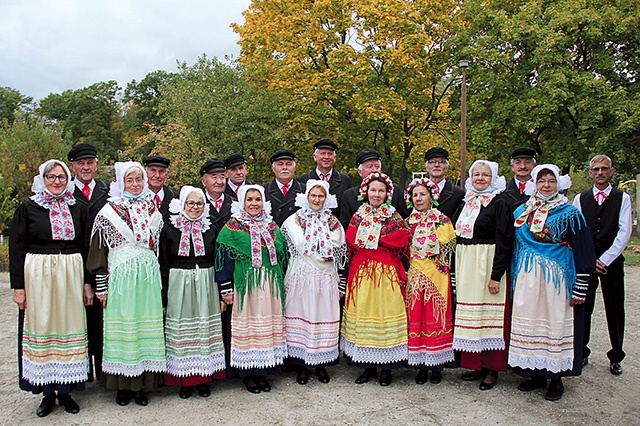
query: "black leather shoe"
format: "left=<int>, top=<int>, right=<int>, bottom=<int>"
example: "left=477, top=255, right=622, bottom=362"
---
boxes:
left=461, top=369, right=485, bottom=381
left=243, top=377, right=261, bottom=394
left=36, top=393, right=56, bottom=417
left=430, top=370, right=442, bottom=384
left=545, top=379, right=564, bottom=401
left=415, top=369, right=429, bottom=385
left=518, top=376, right=547, bottom=392
left=116, top=390, right=132, bottom=406
left=296, top=367, right=310, bottom=385
left=379, top=370, right=392, bottom=386
left=257, top=376, right=271, bottom=392
left=134, top=390, right=148, bottom=406
left=196, top=384, right=211, bottom=397
left=57, top=394, right=79, bottom=414
left=355, top=367, right=377, bottom=384
left=610, top=362, right=623, bottom=375
left=582, top=357, right=589, bottom=367
left=316, top=367, right=330, bottom=384
left=179, top=386, right=193, bottom=399
left=479, top=371, right=498, bottom=391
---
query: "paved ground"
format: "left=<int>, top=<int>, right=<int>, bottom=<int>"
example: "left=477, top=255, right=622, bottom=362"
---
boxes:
left=0, top=269, right=638, bottom=425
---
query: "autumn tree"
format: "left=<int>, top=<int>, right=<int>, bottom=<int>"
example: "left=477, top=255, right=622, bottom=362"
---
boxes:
left=233, top=0, right=465, bottom=184
left=457, top=0, right=640, bottom=179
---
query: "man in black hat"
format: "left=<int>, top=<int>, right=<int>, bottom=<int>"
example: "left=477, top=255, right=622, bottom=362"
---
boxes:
left=503, top=147, right=537, bottom=209
left=297, top=138, right=352, bottom=219
left=424, top=147, right=464, bottom=220
left=223, top=153, right=252, bottom=199
left=142, top=155, right=178, bottom=218
left=263, top=149, right=306, bottom=226
left=200, top=158, right=233, bottom=232
left=67, top=142, right=110, bottom=381
left=339, top=148, right=409, bottom=229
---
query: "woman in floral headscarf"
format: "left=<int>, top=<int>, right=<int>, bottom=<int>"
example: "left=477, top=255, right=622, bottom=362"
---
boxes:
left=451, top=160, right=514, bottom=391
left=341, top=172, right=410, bottom=387
left=509, top=164, right=595, bottom=401
left=88, top=161, right=165, bottom=407
left=215, top=184, right=288, bottom=394
left=10, top=159, right=91, bottom=417
left=281, top=179, right=347, bottom=385
left=404, top=177, right=456, bottom=385
left=159, top=186, right=225, bottom=399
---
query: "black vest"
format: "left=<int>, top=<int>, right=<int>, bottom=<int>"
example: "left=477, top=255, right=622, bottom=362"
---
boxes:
left=579, top=188, right=623, bottom=257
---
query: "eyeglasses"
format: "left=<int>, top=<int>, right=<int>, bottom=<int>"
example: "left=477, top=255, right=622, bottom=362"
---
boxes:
left=308, top=194, right=326, bottom=199
left=124, top=178, right=144, bottom=185
left=44, top=174, right=68, bottom=183
left=590, top=166, right=610, bottom=172
left=427, top=159, right=447, bottom=165
left=185, top=201, right=205, bottom=208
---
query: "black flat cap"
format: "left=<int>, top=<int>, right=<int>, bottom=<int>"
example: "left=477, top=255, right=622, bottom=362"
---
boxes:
left=142, top=155, right=171, bottom=168
left=200, top=158, right=226, bottom=176
left=270, top=149, right=296, bottom=163
left=67, top=143, right=98, bottom=161
left=313, top=138, right=339, bottom=151
left=224, top=153, right=246, bottom=169
left=355, top=148, right=381, bottom=166
left=424, top=147, right=450, bottom=161
left=510, top=147, right=536, bottom=159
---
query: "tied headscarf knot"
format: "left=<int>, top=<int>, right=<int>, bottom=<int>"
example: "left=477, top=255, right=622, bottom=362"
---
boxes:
left=239, top=210, right=278, bottom=268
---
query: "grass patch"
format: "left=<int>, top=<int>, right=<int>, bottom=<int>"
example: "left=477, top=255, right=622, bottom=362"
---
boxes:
left=624, top=234, right=640, bottom=266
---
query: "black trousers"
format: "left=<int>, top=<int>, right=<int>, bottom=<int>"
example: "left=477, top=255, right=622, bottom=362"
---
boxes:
left=85, top=295, right=103, bottom=381
left=583, top=257, right=626, bottom=363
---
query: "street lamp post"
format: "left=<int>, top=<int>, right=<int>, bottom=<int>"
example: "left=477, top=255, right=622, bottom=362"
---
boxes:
left=459, top=59, right=469, bottom=189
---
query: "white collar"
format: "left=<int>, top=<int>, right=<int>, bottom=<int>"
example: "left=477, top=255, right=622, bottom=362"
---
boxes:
left=74, top=178, right=95, bottom=190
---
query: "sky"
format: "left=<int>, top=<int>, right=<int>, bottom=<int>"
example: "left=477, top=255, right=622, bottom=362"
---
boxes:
left=0, top=0, right=252, bottom=101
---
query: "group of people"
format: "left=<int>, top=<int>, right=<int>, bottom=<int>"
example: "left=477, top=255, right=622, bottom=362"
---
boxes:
left=9, top=139, right=631, bottom=417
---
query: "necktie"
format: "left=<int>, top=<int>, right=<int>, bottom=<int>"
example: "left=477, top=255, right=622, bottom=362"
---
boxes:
left=155, top=193, right=162, bottom=208
left=82, top=184, right=91, bottom=200
left=518, top=181, right=526, bottom=194
left=214, top=198, right=223, bottom=211
left=282, top=183, right=289, bottom=196
left=321, top=173, right=330, bottom=182
left=594, top=191, right=608, bottom=205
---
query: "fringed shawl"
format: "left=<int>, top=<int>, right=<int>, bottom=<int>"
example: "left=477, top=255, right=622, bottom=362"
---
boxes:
left=511, top=202, right=584, bottom=298
left=345, top=210, right=409, bottom=307
left=215, top=217, right=288, bottom=310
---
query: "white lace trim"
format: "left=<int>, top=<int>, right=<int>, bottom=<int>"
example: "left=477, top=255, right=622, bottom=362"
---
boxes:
left=407, top=349, right=455, bottom=367
left=230, top=345, right=287, bottom=370
left=22, top=358, right=89, bottom=386
left=452, top=337, right=505, bottom=353
left=508, top=352, right=574, bottom=374
left=102, top=360, right=166, bottom=377
left=165, top=353, right=226, bottom=377
left=340, top=336, right=408, bottom=364
left=287, top=345, right=339, bottom=366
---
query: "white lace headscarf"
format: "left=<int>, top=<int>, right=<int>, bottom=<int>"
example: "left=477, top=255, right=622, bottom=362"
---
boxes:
left=294, top=179, right=336, bottom=258
left=168, top=186, right=211, bottom=257
left=30, top=159, right=77, bottom=240
left=456, top=160, right=506, bottom=239
left=108, top=161, right=150, bottom=203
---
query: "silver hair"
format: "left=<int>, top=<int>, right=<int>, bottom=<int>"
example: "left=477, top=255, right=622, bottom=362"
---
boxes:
left=510, top=157, right=537, bottom=166
left=589, top=154, right=612, bottom=168
left=43, top=160, right=68, bottom=177
left=357, top=159, right=382, bottom=172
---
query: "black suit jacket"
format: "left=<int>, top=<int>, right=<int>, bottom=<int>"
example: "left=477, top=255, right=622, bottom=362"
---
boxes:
left=339, top=182, right=410, bottom=230
left=224, top=180, right=254, bottom=200
left=156, top=185, right=179, bottom=219
left=436, top=180, right=465, bottom=220
left=297, top=169, right=352, bottom=220
left=207, top=195, right=234, bottom=232
left=72, top=179, right=110, bottom=227
left=501, top=178, right=530, bottom=211
left=263, top=179, right=306, bottom=227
